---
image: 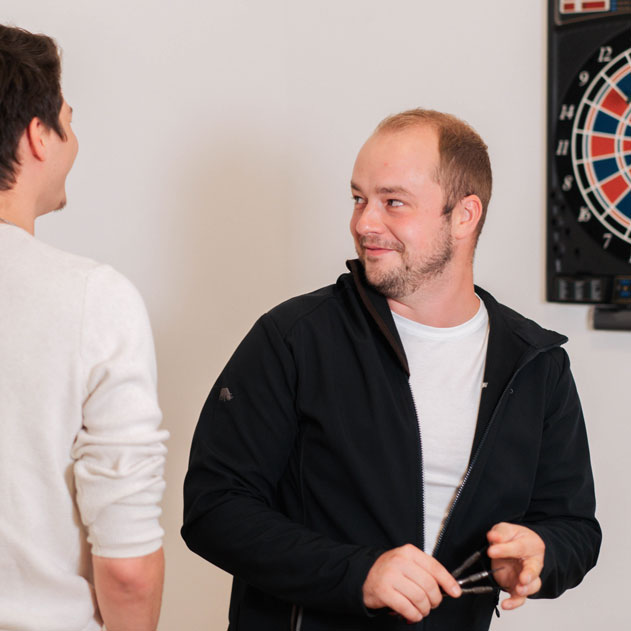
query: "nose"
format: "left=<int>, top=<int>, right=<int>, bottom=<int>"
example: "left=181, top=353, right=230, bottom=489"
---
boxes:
left=353, top=200, right=384, bottom=237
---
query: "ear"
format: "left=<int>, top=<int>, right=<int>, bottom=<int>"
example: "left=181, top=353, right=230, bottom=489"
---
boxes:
left=24, top=117, right=49, bottom=162
left=451, top=194, right=483, bottom=241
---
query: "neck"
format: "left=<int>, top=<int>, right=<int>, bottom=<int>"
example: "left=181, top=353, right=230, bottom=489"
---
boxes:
left=0, top=190, right=37, bottom=235
left=387, top=265, right=478, bottom=327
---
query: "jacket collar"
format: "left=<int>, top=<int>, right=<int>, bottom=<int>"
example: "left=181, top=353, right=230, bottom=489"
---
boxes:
left=475, top=285, right=567, bottom=351
left=347, top=259, right=410, bottom=375
left=346, top=258, right=567, bottom=378
left=347, top=258, right=570, bottom=487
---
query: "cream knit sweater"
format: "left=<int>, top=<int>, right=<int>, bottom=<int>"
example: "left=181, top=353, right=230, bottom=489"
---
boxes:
left=0, top=224, right=168, bottom=631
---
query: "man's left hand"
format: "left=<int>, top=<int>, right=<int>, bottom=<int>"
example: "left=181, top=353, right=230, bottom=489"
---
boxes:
left=486, top=522, right=545, bottom=610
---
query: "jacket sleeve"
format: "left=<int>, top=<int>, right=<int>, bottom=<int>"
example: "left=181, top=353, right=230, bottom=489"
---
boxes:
left=522, top=348, right=601, bottom=598
left=181, top=312, right=380, bottom=614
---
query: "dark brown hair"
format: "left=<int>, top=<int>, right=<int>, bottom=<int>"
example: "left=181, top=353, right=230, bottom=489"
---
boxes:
left=376, top=108, right=492, bottom=239
left=0, top=24, right=64, bottom=190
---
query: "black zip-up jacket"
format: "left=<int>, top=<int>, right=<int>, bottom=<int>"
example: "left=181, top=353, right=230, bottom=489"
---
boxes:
left=182, top=260, right=600, bottom=631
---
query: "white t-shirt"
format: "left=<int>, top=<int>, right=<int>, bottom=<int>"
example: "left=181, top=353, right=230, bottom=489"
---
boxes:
left=392, top=300, right=489, bottom=554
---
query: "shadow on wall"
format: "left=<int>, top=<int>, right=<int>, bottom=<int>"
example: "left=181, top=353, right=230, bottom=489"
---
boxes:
left=151, top=126, right=297, bottom=629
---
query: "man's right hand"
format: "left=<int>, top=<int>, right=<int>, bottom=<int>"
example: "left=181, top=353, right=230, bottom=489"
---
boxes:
left=362, top=544, right=462, bottom=623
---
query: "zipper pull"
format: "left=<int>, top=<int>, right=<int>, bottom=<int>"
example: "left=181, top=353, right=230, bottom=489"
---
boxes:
left=494, top=589, right=501, bottom=618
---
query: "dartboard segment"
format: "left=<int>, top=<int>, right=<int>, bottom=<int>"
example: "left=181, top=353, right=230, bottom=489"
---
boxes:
left=574, top=49, right=631, bottom=238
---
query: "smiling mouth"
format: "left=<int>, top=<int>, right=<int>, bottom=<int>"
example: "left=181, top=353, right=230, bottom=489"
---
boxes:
left=360, top=239, right=403, bottom=257
left=363, top=246, right=394, bottom=256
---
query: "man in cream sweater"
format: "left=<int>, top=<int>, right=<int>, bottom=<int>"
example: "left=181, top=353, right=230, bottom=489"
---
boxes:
left=0, top=24, right=168, bottom=631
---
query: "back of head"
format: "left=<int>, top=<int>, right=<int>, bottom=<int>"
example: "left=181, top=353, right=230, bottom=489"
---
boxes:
left=0, top=24, right=64, bottom=191
left=376, top=108, right=493, bottom=239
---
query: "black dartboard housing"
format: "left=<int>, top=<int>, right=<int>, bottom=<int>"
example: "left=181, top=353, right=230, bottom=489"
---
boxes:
left=547, top=1, right=631, bottom=306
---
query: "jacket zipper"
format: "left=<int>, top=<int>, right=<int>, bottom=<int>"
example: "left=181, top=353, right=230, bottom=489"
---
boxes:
left=290, top=604, right=303, bottom=631
left=432, top=349, right=546, bottom=557
left=408, top=383, right=426, bottom=553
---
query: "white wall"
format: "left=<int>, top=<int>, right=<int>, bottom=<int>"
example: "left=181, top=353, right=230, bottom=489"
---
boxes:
left=4, top=1, right=626, bottom=629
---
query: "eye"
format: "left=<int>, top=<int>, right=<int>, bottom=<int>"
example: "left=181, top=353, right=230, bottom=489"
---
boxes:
left=352, top=195, right=365, bottom=205
left=386, top=199, right=403, bottom=208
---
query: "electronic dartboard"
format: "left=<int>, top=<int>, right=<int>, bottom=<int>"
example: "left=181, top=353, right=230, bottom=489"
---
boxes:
left=548, top=0, right=631, bottom=329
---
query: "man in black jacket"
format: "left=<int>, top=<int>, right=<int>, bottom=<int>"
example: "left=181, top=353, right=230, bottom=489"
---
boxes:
left=182, top=109, right=600, bottom=630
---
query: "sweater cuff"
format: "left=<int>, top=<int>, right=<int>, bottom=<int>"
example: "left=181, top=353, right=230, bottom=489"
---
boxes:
left=87, top=500, right=165, bottom=558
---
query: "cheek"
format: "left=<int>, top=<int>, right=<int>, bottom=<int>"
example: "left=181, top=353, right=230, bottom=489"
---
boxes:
left=386, top=219, right=416, bottom=247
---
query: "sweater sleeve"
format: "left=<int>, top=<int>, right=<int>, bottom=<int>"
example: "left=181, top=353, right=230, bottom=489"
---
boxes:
left=522, top=348, right=601, bottom=598
left=182, top=313, right=381, bottom=615
left=72, top=265, right=168, bottom=558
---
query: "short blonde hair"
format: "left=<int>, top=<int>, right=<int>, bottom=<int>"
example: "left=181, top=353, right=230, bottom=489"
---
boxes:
left=376, top=108, right=492, bottom=239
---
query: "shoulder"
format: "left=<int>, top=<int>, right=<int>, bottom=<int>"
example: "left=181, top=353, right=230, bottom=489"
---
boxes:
left=1, top=226, right=101, bottom=283
left=84, top=264, right=145, bottom=308
left=29, top=237, right=150, bottom=326
left=2, top=229, right=147, bottom=313
left=0, top=228, right=149, bottom=326
left=5, top=229, right=142, bottom=297
left=19, top=232, right=148, bottom=315
left=80, top=265, right=152, bottom=353
left=263, top=273, right=354, bottom=338
left=477, top=285, right=568, bottom=350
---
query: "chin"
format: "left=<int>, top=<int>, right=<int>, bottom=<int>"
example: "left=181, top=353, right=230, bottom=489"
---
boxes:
left=362, top=253, right=396, bottom=274
left=364, top=262, right=394, bottom=287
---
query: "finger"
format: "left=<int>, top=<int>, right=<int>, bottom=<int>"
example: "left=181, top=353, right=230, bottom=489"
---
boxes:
left=490, top=560, right=516, bottom=582
left=396, top=555, right=453, bottom=609
left=488, top=524, right=545, bottom=557
left=501, top=594, right=527, bottom=611
left=386, top=568, right=436, bottom=617
left=400, top=569, right=441, bottom=609
left=393, top=573, right=435, bottom=617
left=487, top=537, right=535, bottom=561
left=515, top=576, right=542, bottom=597
left=519, top=556, right=544, bottom=585
left=414, top=556, right=461, bottom=598
left=487, top=543, right=522, bottom=561
left=393, top=570, right=440, bottom=616
left=402, top=566, right=444, bottom=609
left=400, top=546, right=460, bottom=599
left=397, top=585, right=432, bottom=618
left=487, top=522, right=518, bottom=544
left=383, top=588, right=424, bottom=623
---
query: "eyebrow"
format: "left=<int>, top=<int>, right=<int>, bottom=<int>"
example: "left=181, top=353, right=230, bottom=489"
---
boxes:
left=376, top=186, right=411, bottom=196
left=350, top=181, right=411, bottom=196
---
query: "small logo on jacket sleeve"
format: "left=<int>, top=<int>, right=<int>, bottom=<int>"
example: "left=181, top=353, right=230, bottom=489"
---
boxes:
left=219, top=387, right=234, bottom=402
